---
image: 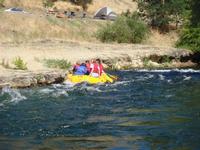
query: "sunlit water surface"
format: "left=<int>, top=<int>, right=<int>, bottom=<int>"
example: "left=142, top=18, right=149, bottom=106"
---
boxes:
left=0, top=69, right=200, bottom=150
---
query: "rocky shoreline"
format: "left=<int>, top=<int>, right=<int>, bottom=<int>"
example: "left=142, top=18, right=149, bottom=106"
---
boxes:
left=0, top=70, right=65, bottom=89
left=0, top=51, right=199, bottom=89
left=104, top=51, right=200, bottom=70
left=1, top=41, right=200, bottom=89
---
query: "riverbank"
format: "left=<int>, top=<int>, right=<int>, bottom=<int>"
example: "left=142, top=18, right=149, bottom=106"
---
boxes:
left=0, top=40, right=198, bottom=88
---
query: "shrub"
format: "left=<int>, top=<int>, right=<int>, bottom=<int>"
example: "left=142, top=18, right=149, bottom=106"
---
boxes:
left=96, top=16, right=149, bottom=43
left=43, top=59, right=71, bottom=69
left=176, top=27, right=200, bottom=52
left=12, top=57, right=28, bottom=70
left=0, top=0, right=4, bottom=5
left=69, top=0, right=93, bottom=11
left=43, top=0, right=55, bottom=7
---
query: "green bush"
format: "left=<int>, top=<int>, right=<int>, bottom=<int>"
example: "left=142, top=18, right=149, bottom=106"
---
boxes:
left=12, top=57, right=28, bottom=70
left=96, top=16, right=149, bottom=43
left=43, top=59, right=71, bottom=69
left=43, top=0, right=55, bottom=7
left=176, top=27, right=200, bottom=52
left=0, top=0, right=4, bottom=5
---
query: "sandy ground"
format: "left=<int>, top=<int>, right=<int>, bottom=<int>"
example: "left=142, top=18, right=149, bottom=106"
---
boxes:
left=0, top=40, right=181, bottom=77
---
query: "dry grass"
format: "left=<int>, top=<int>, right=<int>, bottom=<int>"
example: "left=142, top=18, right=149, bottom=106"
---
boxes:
left=87, top=0, right=138, bottom=14
left=144, top=30, right=179, bottom=47
left=0, top=0, right=138, bottom=43
left=0, top=12, right=105, bottom=43
left=52, top=0, right=137, bottom=14
left=3, top=0, right=43, bottom=9
left=53, top=1, right=82, bottom=12
left=3, top=0, right=137, bottom=14
left=0, top=0, right=177, bottom=47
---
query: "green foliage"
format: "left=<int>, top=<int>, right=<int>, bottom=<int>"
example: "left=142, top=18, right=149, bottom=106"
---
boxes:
left=176, top=0, right=200, bottom=52
left=43, top=59, right=71, bottom=69
left=176, top=27, right=200, bottom=52
left=12, top=57, right=28, bottom=70
left=68, top=0, right=93, bottom=10
left=137, top=0, right=188, bottom=32
left=43, top=0, right=56, bottom=7
left=143, top=57, right=150, bottom=68
left=96, top=16, right=149, bottom=43
left=43, top=0, right=93, bottom=10
left=190, top=0, right=200, bottom=27
left=0, top=0, right=4, bottom=5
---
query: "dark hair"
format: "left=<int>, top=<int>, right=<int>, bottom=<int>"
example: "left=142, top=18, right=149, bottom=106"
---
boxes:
left=96, top=59, right=101, bottom=63
left=80, top=63, right=86, bottom=67
left=85, top=60, right=89, bottom=63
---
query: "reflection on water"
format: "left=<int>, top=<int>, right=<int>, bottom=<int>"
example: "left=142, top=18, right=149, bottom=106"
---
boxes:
left=0, top=69, right=200, bottom=150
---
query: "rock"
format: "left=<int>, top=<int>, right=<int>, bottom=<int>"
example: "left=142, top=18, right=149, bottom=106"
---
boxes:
left=148, top=61, right=160, bottom=67
left=11, top=76, right=31, bottom=88
left=0, top=71, right=65, bottom=88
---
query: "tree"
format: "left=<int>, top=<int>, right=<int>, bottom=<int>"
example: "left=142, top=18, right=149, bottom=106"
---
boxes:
left=0, top=0, right=5, bottom=8
left=43, top=0, right=93, bottom=10
left=190, top=0, right=200, bottom=27
left=176, top=0, right=200, bottom=51
left=68, top=0, right=93, bottom=10
left=137, top=0, right=188, bottom=32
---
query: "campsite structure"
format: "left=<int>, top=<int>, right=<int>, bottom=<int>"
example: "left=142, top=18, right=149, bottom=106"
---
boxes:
left=94, top=7, right=117, bottom=20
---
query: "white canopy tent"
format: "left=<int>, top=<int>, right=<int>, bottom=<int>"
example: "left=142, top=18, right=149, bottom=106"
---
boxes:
left=94, top=7, right=117, bottom=20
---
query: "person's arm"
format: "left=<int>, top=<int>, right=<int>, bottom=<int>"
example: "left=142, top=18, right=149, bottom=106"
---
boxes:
left=102, top=64, right=105, bottom=73
left=89, top=64, right=94, bottom=75
left=72, top=65, right=76, bottom=72
left=98, top=65, right=100, bottom=76
left=84, top=67, right=87, bottom=74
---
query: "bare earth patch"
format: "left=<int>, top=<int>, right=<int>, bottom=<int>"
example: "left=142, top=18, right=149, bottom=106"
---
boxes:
left=0, top=40, right=187, bottom=71
left=0, top=40, right=192, bottom=88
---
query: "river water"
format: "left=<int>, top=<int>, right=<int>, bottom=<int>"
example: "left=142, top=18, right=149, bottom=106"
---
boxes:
left=0, top=69, right=200, bottom=150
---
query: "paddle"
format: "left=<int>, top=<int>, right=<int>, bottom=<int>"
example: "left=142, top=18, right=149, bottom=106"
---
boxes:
left=106, top=73, right=118, bottom=80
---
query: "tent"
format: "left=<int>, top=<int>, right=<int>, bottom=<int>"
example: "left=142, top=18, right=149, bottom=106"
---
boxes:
left=5, top=8, right=28, bottom=13
left=94, top=7, right=117, bottom=20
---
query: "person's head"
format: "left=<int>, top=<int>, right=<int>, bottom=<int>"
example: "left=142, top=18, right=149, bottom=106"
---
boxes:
left=80, top=63, right=86, bottom=67
left=76, top=61, right=81, bottom=65
left=85, top=60, right=89, bottom=64
left=96, top=59, right=101, bottom=64
left=91, top=59, right=96, bottom=63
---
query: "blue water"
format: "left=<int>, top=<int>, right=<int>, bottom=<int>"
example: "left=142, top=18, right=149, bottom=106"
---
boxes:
left=0, top=69, right=200, bottom=150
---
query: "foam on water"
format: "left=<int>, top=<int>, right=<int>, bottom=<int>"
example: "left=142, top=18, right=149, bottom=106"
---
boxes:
left=183, top=75, right=192, bottom=81
left=135, top=69, right=200, bottom=73
left=159, top=74, right=165, bottom=80
left=110, top=80, right=132, bottom=87
left=0, top=70, right=200, bottom=149
left=79, top=84, right=102, bottom=92
left=39, top=88, right=54, bottom=94
left=52, top=89, right=69, bottom=97
left=0, top=86, right=26, bottom=106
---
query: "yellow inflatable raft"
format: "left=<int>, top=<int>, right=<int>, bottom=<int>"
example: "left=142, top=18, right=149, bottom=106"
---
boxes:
left=66, top=73, right=117, bottom=84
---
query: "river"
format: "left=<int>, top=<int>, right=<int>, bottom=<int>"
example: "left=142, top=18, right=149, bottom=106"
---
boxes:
left=0, top=69, right=200, bottom=150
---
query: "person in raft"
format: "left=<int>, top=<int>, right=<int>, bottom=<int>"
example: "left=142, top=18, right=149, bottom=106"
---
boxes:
left=85, top=60, right=91, bottom=75
left=90, top=59, right=104, bottom=77
left=73, top=63, right=88, bottom=75
left=72, top=61, right=80, bottom=73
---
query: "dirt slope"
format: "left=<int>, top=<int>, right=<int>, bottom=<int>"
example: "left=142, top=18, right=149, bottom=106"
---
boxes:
left=2, top=0, right=137, bottom=13
left=0, top=0, right=177, bottom=47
